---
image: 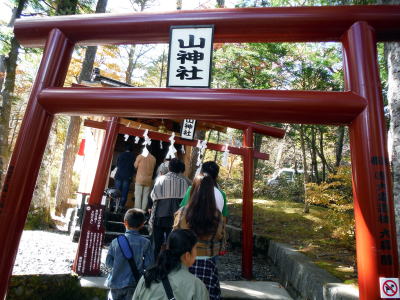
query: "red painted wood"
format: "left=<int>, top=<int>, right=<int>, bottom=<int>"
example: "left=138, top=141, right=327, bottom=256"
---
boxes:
left=242, top=127, right=254, bottom=279
left=343, top=22, right=399, bottom=300
left=210, top=121, right=285, bottom=139
left=83, top=119, right=270, bottom=160
left=39, top=88, right=366, bottom=124
left=0, top=29, right=73, bottom=299
left=14, top=6, right=400, bottom=47
left=88, top=118, right=119, bottom=205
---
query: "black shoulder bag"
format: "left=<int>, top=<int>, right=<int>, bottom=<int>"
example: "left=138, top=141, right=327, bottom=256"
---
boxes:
left=162, top=276, right=176, bottom=300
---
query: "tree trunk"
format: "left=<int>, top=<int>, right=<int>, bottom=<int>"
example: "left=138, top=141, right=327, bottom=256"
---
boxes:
left=159, top=49, right=166, bottom=87
left=253, top=133, right=262, bottom=179
left=378, top=0, right=400, bottom=261
left=334, top=126, right=345, bottom=169
left=31, top=0, right=80, bottom=215
left=125, top=46, right=136, bottom=85
left=0, top=56, right=5, bottom=92
left=311, top=126, right=319, bottom=183
left=31, top=122, right=57, bottom=211
left=202, top=130, right=213, bottom=162
left=321, top=132, right=326, bottom=182
left=0, top=0, right=28, bottom=186
left=55, top=0, right=79, bottom=15
left=299, top=125, right=310, bottom=213
left=316, top=126, right=333, bottom=180
left=213, top=131, right=220, bottom=161
left=386, top=39, right=400, bottom=265
left=188, top=130, right=206, bottom=179
left=274, top=131, right=287, bottom=169
left=54, top=0, right=108, bottom=216
left=216, top=0, right=225, bottom=7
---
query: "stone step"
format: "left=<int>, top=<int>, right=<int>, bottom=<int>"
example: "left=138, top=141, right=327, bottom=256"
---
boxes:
left=221, top=281, right=293, bottom=300
left=104, top=211, right=125, bottom=222
left=80, top=277, right=293, bottom=299
left=105, top=221, right=125, bottom=232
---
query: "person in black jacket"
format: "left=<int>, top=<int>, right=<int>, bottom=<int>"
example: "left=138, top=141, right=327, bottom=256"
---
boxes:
left=114, top=144, right=136, bottom=210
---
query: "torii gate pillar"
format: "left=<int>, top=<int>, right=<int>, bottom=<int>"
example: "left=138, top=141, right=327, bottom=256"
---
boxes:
left=242, top=127, right=254, bottom=278
left=343, top=22, right=399, bottom=299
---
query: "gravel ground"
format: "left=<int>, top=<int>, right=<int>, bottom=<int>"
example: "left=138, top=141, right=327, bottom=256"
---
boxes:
left=14, top=230, right=278, bottom=281
left=217, top=244, right=279, bottom=281
left=13, top=230, right=107, bottom=276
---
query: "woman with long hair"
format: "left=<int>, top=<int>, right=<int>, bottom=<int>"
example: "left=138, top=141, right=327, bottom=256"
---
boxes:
left=132, top=229, right=209, bottom=300
left=174, top=173, right=226, bottom=300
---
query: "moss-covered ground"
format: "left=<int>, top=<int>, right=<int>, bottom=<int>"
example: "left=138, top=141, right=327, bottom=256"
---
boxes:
left=228, top=199, right=357, bottom=285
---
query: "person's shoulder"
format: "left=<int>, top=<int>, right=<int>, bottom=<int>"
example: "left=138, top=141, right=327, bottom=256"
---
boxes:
left=217, top=187, right=226, bottom=196
left=110, top=235, right=120, bottom=247
left=155, top=174, right=166, bottom=183
left=214, top=187, right=223, bottom=197
left=138, top=235, right=151, bottom=246
left=129, top=232, right=150, bottom=245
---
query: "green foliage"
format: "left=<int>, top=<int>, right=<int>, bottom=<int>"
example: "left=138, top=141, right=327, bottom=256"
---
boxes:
left=220, top=178, right=243, bottom=198
left=306, top=166, right=355, bottom=246
left=229, top=199, right=356, bottom=282
left=25, top=207, right=55, bottom=230
left=213, top=43, right=290, bottom=89
left=306, top=166, right=352, bottom=208
left=254, top=176, right=305, bottom=200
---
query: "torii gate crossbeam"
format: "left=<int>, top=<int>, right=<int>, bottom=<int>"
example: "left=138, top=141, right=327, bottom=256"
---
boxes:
left=0, top=6, right=399, bottom=299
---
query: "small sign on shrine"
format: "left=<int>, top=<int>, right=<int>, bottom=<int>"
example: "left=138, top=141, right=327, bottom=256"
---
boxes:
left=181, top=119, right=197, bottom=140
left=167, top=25, right=214, bottom=88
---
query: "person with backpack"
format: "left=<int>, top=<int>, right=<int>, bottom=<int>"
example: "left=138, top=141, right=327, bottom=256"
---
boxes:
left=105, top=209, right=154, bottom=300
left=132, top=229, right=209, bottom=300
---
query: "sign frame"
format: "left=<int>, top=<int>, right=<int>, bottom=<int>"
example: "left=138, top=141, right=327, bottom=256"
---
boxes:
left=180, top=119, right=197, bottom=140
left=166, top=25, right=214, bottom=88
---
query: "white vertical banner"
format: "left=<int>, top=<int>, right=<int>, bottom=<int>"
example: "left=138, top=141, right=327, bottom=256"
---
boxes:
left=167, top=25, right=214, bottom=88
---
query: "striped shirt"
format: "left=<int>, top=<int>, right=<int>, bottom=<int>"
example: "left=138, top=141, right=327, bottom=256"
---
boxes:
left=151, top=172, right=189, bottom=200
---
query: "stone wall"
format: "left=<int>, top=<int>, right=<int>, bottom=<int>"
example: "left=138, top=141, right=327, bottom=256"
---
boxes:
left=226, top=225, right=359, bottom=300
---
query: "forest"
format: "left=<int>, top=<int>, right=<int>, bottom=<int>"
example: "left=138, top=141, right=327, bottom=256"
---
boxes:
left=1, top=0, right=399, bottom=284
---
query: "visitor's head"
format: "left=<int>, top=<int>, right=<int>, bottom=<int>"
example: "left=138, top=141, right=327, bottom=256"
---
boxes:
left=178, top=160, right=185, bottom=174
left=125, top=143, right=133, bottom=152
left=187, top=174, right=218, bottom=236
left=201, top=161, right=219, bottom=182
left=144, top=229, right=198, bottom=287
left=124, top=208, right=145, bottom=230
left=168, top=158, right=182, bottom=173
left=166, top=229, right=198, bottom=267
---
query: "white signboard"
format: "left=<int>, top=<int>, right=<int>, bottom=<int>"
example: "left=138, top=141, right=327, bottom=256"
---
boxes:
left=167, top=25, right=214, bottom=88
left=181, top=119, right=197, bottom=140
left=380, top=277, right=400, bottom=298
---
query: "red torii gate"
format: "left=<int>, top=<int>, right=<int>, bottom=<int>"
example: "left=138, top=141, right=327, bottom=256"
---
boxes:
left=0, top=5, right=399, bottom=300
left=80, top=118, right=284, bottom=276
